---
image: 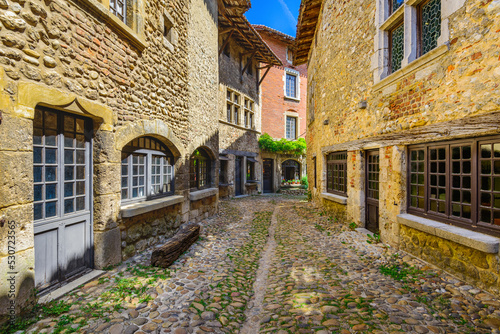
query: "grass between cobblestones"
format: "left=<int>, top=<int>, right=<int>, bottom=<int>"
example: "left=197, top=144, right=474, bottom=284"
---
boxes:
left=190, top=210, right=273, bottom=332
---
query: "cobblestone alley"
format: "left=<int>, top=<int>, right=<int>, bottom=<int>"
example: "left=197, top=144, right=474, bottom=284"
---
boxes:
left=17, top=196, right=500, bottom=334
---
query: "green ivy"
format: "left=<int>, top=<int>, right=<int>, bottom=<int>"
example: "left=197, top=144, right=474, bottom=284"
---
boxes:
left=258, top=133, right=306, bottom=156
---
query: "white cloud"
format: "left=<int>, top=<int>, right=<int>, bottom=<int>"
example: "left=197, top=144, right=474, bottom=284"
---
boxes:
left=276, top=0, right=297, bottom=29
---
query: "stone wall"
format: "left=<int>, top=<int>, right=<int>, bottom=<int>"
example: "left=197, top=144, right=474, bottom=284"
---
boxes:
left=190, top=195, right=217, bottom=223
left=218, top=34, right=263, bottom=196
left=0, top=0, right=219, bottom=315
left=400, top=225, right=500, bottom=294
left=120, top=204, right=182, bottom=260
left=305, top=0, right=500, bottom=294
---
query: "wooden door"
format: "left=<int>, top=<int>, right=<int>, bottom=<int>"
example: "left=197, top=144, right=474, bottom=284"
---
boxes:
left=263, top=159, right=273, bottom=193
left=365, top=150, right=380, bottom=233
left=33, top=108, right=92, bottom=291
left=235, top=157, right=242, bottom=196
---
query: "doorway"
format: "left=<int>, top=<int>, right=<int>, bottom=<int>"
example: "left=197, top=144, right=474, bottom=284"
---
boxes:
left=365, top=150, right=380, bottom=233
left=33, top=108, right=93, bottom=292
left=235, top=156, right=243, bottom=196
left=263, top=159, right=273, bottom=193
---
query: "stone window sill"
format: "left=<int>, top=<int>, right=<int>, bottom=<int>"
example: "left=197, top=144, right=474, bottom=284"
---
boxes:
left=245, top=182, right=258, bottom=187
left=190, top=188, right=218, bottom=201
left=320, top=192, right=347, bottom=205
left=373, top=44, right=448, bottom=91
left=397, top=214, right=500, bottom=254
left=219, top=120, right=261, bottom=134
left=284, top=96, right=300, bottom=102
left=78, top=0, right=147, bottom=51
left=120, top=195, right=184, bottom=218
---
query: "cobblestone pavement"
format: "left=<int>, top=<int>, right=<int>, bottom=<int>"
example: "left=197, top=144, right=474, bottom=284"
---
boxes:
left=17, top=196, right=500, bottom=333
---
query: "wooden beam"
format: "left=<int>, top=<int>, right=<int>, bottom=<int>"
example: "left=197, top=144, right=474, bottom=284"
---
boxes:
left=218, top=29, right=235, bottom=56
left=219, top=27, right=235, bottom=35
left=258, top=65, right=272, bottom=86
left=241, top=50, right=256, bottom=77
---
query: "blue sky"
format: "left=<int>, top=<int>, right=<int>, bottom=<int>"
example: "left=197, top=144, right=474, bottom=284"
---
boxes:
left=245, top=0, right=301, bottom=37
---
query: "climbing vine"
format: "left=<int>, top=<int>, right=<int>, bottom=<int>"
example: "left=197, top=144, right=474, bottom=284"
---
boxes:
left=258, top=133, right=306, bottom=156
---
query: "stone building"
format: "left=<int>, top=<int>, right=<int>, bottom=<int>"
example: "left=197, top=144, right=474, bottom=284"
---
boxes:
left=0, top=0, right=222, bottom=314
left=254, top=25, right=308, bottom=193
left=217, top=6, right=281, bottom=197
left=296, top=0, right=500, bottom=294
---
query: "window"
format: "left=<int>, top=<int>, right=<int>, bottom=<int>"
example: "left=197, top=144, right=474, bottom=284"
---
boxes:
left=121, top=137, right=174, bottom=202
left=391, top=0, right=404, bottom=14
left=190, top=148, right=212, bottom=190
left=390, top=22, right=404, bottom=73
left=110, top=0, right=126, bottom=23
left=286, top=47, right=293, bottom=64
left=375, top=0, right=443, bottom=81
left=219, top=159, right=228, bottom=184
left=327, top=152, right=347, bottom=196
left=408, top=136, right=500, bottom=237
left=285, top=72, right=298, bottom=99
left=33, top=109, right=91, bottom=220
left=286, top=116, right=297, bottom=140
left=419, top=0, right=441, bottom=56
left=226, top=89, right=254, bottom=129
left=247, top=161, right=255, bottom=181
left=244, top=99, right=254, bottom=129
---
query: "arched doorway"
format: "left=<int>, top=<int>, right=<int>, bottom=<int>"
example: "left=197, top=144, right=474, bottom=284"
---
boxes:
left=282, top=159, right=300, bottom=182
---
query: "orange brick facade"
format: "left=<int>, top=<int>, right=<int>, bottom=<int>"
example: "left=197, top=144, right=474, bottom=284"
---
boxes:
left=256, top=27, right=308, bottom=140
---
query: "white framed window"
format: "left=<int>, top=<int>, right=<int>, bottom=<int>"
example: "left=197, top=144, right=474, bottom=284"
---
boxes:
left=121, top=137, right=175, bottom=203
left=374, top=0, right=450, bottom=82
left=284, top=68, right=300, bottom=100
left=110, top=0, right=127, bottom=23
left=286, top=116, right=297, bottom=140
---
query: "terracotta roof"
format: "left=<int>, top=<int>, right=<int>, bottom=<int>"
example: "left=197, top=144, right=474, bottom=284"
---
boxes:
left=253, top=25, right=295, bottom=43
left=294, top=0, right=322, bottom=65
left=219, top=1, right=282, bottom=66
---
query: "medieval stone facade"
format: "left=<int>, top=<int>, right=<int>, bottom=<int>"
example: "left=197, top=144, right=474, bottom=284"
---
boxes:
left=0, top=0, right=221, bottom=314
left=217, top=9, right=281, bottom=198
left=255, top=26, right=307, bottom=193
left=296, top=0, right=500, bottom=295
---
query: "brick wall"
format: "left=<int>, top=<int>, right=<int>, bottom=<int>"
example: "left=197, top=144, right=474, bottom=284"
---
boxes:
left=258, top=31, right=307, bottom=140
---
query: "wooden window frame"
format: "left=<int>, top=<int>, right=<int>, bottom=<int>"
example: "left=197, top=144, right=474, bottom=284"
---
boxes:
left=408, top=135, right=500, bottom=237
left=326, top=152, right=348, bottom=196
left=190, top=149, right=212, bottom=190
left=121, top=137, right=175, bottom=204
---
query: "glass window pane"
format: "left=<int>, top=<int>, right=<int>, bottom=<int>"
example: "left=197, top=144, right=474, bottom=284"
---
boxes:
left=34, top=185, right=43, bottom=201
left=46, top=184, right=57, bottom=200
left=46, top=167, right=57, bottom=182
left=390, top=23, right=404, bottom=73
left=46, top=201, right=56, bottom=218
left=76, top=181, right=85, bottom=195
left=76, top=150, right=85, bottom=164
left=64, top=150, right=73, bottom=164
left=64, top=166, right=74, bottom=181
left=64, top=182, right=73, bottom=197
left=64, top=198, right=74, bottom=214
left=77, top=166, right=85, bottom=179
left=76, top=196, right=85, bottom=211
left=421, top=0, right=441, bottom=55
left=34, top=203, right=43, bottom=220
left=46, top=148, right=57, bottom=164
left=34, top=166, right=43, bottom=183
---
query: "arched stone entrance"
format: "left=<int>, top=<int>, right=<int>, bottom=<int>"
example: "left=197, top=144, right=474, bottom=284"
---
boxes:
left=281, top=159, right=301, bottom=182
